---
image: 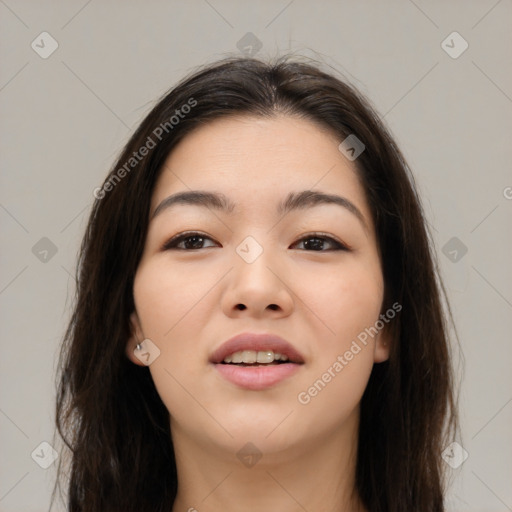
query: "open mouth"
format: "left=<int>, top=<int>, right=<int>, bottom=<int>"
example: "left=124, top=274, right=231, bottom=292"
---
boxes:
left=221, top=361, right=287, bottom=366
left=219, top=349, right=298, bottom=366
left=213, top=350, right=303, bottom=390
left=209, top=334, right=305, bottom=390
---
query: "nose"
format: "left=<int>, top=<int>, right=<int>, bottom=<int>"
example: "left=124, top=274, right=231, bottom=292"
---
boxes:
left=220, top=242, right=294, bottom=319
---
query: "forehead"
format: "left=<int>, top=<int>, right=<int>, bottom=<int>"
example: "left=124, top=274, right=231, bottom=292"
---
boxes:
left=152, top=115, right=373, bottom=228
left=160, top=114, right=342, bottom=178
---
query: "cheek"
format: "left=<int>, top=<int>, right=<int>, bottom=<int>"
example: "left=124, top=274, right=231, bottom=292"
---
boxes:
left=295, top=259, right=383, bottom=402
left=295, top=272, right=381, bottom=423
left=133, top=261, right=216, bottom=423
left=133, top=256, right=227, bottom=355
left=133, top=259, right=214, bottom=340
left=298, top=257, right=384, bottom=350
left=296, top=355, right=374, bottom=431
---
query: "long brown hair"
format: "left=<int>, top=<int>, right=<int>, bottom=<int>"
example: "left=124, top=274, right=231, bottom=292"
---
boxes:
left=52, top=54, right=461, bottom=512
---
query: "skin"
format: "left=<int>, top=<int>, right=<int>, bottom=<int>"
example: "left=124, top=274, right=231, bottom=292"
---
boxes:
left=125, top=115, right=391, bottom=512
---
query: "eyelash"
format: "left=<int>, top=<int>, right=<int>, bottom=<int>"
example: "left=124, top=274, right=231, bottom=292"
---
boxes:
left=161, top=231, right=350, bottom=252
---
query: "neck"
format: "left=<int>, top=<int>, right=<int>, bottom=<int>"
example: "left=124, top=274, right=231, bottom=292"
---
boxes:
left=170, top=408, right=367, bottom=512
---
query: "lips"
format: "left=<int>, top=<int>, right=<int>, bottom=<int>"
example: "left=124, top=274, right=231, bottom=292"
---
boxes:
left=209, top=332, right=305, bottom=365
left=210, top=332, right=305, bottom=391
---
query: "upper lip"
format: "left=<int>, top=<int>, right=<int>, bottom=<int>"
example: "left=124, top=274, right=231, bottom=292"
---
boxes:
left=210, top=332, right=305, bottom=364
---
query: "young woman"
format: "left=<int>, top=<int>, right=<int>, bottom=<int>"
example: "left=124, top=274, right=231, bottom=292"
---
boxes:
left=53, top=55, right=460, bottom=512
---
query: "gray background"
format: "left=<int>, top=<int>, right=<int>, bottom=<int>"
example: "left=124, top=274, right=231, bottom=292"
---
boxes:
left=1, top=1, right=511, bottom=511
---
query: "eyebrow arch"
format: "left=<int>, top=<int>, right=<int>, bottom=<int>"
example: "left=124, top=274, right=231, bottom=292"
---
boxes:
left=151, top=189, right=368, bottom=232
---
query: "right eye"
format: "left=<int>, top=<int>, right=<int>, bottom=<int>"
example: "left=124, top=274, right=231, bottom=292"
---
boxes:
left=162, top=231, right=219, bottom=251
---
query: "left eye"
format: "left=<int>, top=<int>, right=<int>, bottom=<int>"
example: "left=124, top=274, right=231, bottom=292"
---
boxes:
left=291, top=234, right=348, bottom=251
left=162, top=232, right=348, bottom=252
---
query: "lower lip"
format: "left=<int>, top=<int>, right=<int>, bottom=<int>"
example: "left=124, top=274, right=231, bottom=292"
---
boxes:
left=213, top=363, right=302, bottom=390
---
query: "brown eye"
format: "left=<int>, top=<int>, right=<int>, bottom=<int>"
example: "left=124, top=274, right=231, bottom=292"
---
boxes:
left=162, top=232, right=349, bottom=252
left=162, top=232, right=219, bottom=251
left=291, top=234, right=349, bottom=252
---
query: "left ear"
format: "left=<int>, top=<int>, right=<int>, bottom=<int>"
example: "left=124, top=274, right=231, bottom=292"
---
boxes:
left=373, top=323, right=391, bottom=363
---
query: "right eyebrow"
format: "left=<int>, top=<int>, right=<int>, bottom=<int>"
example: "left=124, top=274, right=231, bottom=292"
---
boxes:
left=151, top=190, right=236, bottom=219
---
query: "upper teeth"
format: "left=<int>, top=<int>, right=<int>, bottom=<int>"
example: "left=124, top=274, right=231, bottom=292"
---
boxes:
left=223, top=350, right=289, bottom=364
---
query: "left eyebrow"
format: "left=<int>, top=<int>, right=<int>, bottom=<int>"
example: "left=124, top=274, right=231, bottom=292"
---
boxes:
left=151, top=189, right=369, bottom=232
left=278, top=189, right=368, bottom=232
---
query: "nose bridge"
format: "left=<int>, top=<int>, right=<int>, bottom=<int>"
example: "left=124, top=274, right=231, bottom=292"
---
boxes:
left=222, top=232, right=293, bottom=315
left=234, top=233, right=279, bottom=287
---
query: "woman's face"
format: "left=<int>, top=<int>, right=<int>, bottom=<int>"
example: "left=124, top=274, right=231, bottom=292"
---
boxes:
left=126, top=115, right=390, bottom=459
